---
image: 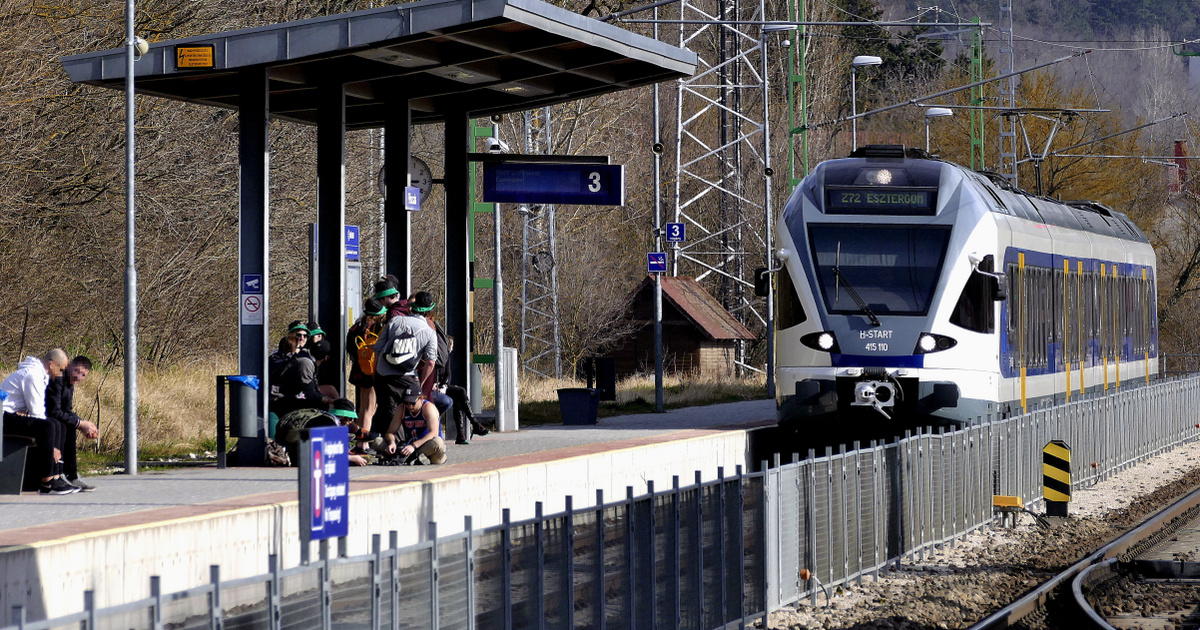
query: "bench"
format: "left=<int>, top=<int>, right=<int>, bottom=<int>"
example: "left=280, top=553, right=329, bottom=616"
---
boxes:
left=0, top=434, right=34, bottom=495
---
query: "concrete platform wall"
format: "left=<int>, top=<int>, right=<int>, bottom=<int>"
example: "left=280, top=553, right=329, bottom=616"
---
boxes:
left=0, top=427, right=751, bottom=622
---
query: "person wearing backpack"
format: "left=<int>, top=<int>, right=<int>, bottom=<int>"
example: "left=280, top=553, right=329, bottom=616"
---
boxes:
left=372, top=300, right=438, bottom=442
left=347, top=298, right=387, bottom=437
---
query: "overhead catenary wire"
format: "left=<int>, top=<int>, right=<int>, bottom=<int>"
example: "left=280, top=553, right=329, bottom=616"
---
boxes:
left=804, top=51, right=1088, bottom=130
left=1049, top=112, right=1189, bottom=156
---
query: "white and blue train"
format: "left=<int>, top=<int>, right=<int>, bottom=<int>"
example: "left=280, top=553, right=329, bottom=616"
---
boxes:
left=774, top=145, right=1157, bottom=430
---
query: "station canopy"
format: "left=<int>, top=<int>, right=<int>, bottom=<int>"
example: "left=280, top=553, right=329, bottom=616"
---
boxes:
left=60, top=0, right=697, bottom=129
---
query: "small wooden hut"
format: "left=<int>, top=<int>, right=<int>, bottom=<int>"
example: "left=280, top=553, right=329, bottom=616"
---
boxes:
left=610, top=276, right=756, bottom=377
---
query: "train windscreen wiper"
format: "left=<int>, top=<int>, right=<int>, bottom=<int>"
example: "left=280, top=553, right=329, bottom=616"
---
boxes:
left=833, top=241, right=882, bottom=327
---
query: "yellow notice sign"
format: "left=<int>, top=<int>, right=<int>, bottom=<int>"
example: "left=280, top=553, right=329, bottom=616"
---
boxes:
left=176, top=45, right=215, bottom=69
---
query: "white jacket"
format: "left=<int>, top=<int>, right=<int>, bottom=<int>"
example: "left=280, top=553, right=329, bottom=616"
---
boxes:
left=1, top=356, right=50, bottom=419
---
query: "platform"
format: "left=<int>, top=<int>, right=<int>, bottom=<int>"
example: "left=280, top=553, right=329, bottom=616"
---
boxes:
left=0, top=399, right=775, bottom=621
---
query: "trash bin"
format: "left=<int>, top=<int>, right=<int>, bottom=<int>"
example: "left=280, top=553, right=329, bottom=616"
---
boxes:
left=227, top=375, right=260, bottom=438
left=557, top=388, right=599, bottom=425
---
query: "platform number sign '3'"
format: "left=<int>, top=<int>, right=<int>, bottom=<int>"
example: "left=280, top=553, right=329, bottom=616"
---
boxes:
left=665, top=222, right=686, bottom=243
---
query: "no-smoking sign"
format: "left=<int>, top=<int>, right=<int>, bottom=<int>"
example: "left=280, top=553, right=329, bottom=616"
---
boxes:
left=241, top=293, right=264, bottom=325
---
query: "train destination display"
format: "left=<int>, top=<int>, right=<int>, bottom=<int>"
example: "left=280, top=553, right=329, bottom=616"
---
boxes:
left=825, top=187, right=937, bottom=215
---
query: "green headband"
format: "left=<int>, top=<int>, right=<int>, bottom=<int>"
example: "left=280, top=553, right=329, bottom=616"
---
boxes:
left=331, top=409, right=358, bottom=420
left=374, top=287, right=399, bottom=299
left=309, top=327, right=325, bottom=336
left=367, top=305, right=387, bottom=316
left=288, top=323, right=310, bottom=334
left=412, top=301, right=437, bottom=313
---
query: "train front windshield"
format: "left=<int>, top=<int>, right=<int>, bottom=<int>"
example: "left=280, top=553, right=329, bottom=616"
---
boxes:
left=808, top=225, right=951, bottom=316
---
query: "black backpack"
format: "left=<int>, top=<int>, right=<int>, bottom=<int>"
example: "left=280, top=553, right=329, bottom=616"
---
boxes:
left=267, top=351, right=294, bottom=401
left=434, top=322, right=451, bottom=384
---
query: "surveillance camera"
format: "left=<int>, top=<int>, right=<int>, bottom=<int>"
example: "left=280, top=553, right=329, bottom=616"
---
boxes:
left=490, top=114, right=503, bottom=123
left=134, top=36, right=149, bottom=57
left=485, top=137, right=511, bottom=154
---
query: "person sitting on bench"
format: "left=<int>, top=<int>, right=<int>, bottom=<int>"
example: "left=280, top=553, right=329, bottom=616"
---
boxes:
left=46, top=356, right=99, bottom=491
left=1, top=349, right=76, bottom=494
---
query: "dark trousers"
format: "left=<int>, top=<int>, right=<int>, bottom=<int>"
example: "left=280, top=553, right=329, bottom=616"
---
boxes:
left=428, top=390, right=453, bottom=438
left=54, top=419, right=79, bottom=479
left=4, top=413, right=64, bottom=479
left=444, top=385, right=475, bottom=437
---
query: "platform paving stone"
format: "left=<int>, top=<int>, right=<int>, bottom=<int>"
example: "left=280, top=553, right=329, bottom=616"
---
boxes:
left=0, top=398, right=775, bottom=535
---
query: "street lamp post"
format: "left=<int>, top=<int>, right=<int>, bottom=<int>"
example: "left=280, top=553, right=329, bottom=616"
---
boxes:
left=924, top=107, right=954, bottom=153
left=850, top=55, right=881, bottom=152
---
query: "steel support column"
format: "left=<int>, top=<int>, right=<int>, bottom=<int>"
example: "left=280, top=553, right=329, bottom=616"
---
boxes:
left=445, top=112, right=472, bottom=393
left=383, top=89, right=412, bottom=296
left=237, top=67, right=270, bottom=464
left=317, top=82, right=347, bottom=394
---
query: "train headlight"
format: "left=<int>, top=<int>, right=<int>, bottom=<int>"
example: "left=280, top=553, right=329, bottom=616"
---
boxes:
left=800, top=331, right=841, bottom=353
left=913, top=333, right=957, bottom=354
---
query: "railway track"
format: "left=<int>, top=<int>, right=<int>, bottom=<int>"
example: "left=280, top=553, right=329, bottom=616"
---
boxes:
left=969, top=484, right=1200, bottom=630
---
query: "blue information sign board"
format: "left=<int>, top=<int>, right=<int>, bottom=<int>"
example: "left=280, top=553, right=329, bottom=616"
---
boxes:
left=345, top=225, right=360, bottom=261
left=404, top=187, right=421, bottom=212
left=299, top=426, right=350, bottom=542
left=665, top=222, right=686, bottom=243
left=482, top=163, right=624, bottom=205
left=647, top=252, right=668, bottom=274
left=241, top=274, right=263, bottom=295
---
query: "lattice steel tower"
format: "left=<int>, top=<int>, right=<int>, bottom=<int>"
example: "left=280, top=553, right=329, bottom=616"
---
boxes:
left=997, top=0, right=1018, bottom=183
left=671, top=0, right=771, bottom=374
left=519, top=107, right=563, bottom=378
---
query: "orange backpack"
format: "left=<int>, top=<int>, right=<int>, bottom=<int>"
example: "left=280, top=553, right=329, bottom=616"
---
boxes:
left=355, top=325, right=380, bottom=376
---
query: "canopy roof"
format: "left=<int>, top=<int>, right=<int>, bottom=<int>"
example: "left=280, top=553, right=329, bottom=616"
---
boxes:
left=60, top=0, right=696, bottom=129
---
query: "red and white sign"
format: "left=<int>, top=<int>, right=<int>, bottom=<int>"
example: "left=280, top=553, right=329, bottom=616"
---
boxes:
left=241, top=294, right=264, bottom=325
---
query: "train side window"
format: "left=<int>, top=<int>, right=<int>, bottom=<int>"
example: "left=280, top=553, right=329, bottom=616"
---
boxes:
left=1006, top=263, right=1019, bottom=336
left=950, top=255, right=996, bottom=334
left=776, top=264, right=808, bottom=329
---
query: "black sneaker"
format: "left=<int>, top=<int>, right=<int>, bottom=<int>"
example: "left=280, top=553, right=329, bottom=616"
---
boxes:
left=472, top=424, right=490, bottom=436
left=356, top=431, right=380, bottom=443
left=68, top=478, right=95, bottom=492
left=39, top=477, right=80, bottom=495
left=455, top=438, right=470, bottom=445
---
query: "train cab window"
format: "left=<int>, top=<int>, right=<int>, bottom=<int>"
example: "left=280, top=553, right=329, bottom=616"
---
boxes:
left=776, top=264, right=808, bottom=329
left=950, top=255, right=996, bottom=334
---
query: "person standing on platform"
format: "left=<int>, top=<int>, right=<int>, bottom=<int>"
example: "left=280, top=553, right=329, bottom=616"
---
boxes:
left=347, top=297, right=387, bottom=439
left=372, top=295, right=437, bottom=441
left=1, top=348, right=76, bottom=494
left=408, top=291, right=455, bottom=438
left=45, top=355, right=98, bottom=491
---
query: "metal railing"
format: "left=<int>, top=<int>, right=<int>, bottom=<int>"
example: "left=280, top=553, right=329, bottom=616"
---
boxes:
left=765, top=374, right=1200, bottom=609
left=5, top=469, right=767, bottom=630
left=7, top=375, right=1200, bottom=628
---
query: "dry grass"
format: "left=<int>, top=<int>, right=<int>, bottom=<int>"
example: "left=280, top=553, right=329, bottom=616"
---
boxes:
left=7, top=356, right=768, bottom=461
left=58, top=357, right=237, bottom=457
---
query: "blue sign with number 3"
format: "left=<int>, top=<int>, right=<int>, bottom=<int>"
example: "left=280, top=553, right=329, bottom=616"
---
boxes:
left=665, top=222, right=686, bottom=243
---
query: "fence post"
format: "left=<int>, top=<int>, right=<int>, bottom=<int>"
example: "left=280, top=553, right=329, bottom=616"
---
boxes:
left=465, top=516, right=476, bottom=630
left=693, top=471, right=704, bottom=628
left=672, top=476, right=681, bottom=629
left=717, top=466, right=728, bottom=625
left=9, top=605, right=24, bottom=630
left=535, top=503, right=545, bottom=630
left=371, top=535, right=382, bottom=630
left=646, top=480, right=657, bottom=629
left=564, top=496, right=575, bottom=630
left=595, top=489, right=605, bottom=630
left=150, top=575, right=162, bottom=630
left=735, top=465, right=748, bottom=627
left=428, top=522, right=439, bottom=630
left=389, top=531, right=400, bottom=630
left=852, top=441, right=863, bottom=585
left=806, top=449, right=817, bottom=605
left=209, top=566, right=222, bottom=630
left=269, top=554, right=281, bottom=630
left=502, top=509, right=513, bottom=630
left=626, top=486, right=637, bottom=630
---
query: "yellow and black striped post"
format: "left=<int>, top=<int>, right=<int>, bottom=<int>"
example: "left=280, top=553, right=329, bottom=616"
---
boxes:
left=1043, top=440, right=1071, bottom=517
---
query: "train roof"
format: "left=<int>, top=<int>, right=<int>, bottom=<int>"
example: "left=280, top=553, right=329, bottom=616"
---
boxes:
left=818, top=146, right=1150, bottom=244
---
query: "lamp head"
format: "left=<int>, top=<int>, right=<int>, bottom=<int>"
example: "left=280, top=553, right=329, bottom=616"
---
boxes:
left=851, top=55, right=882, bottom=67
left=925, top=107, right=954, bottom=119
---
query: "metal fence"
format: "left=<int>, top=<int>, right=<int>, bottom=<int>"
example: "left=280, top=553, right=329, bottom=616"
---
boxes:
left=8, top=375, right=1200, bottom=629
left=765, top=374, right=1200, bottom=610
left=5, top=469, right=766, bottom=630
